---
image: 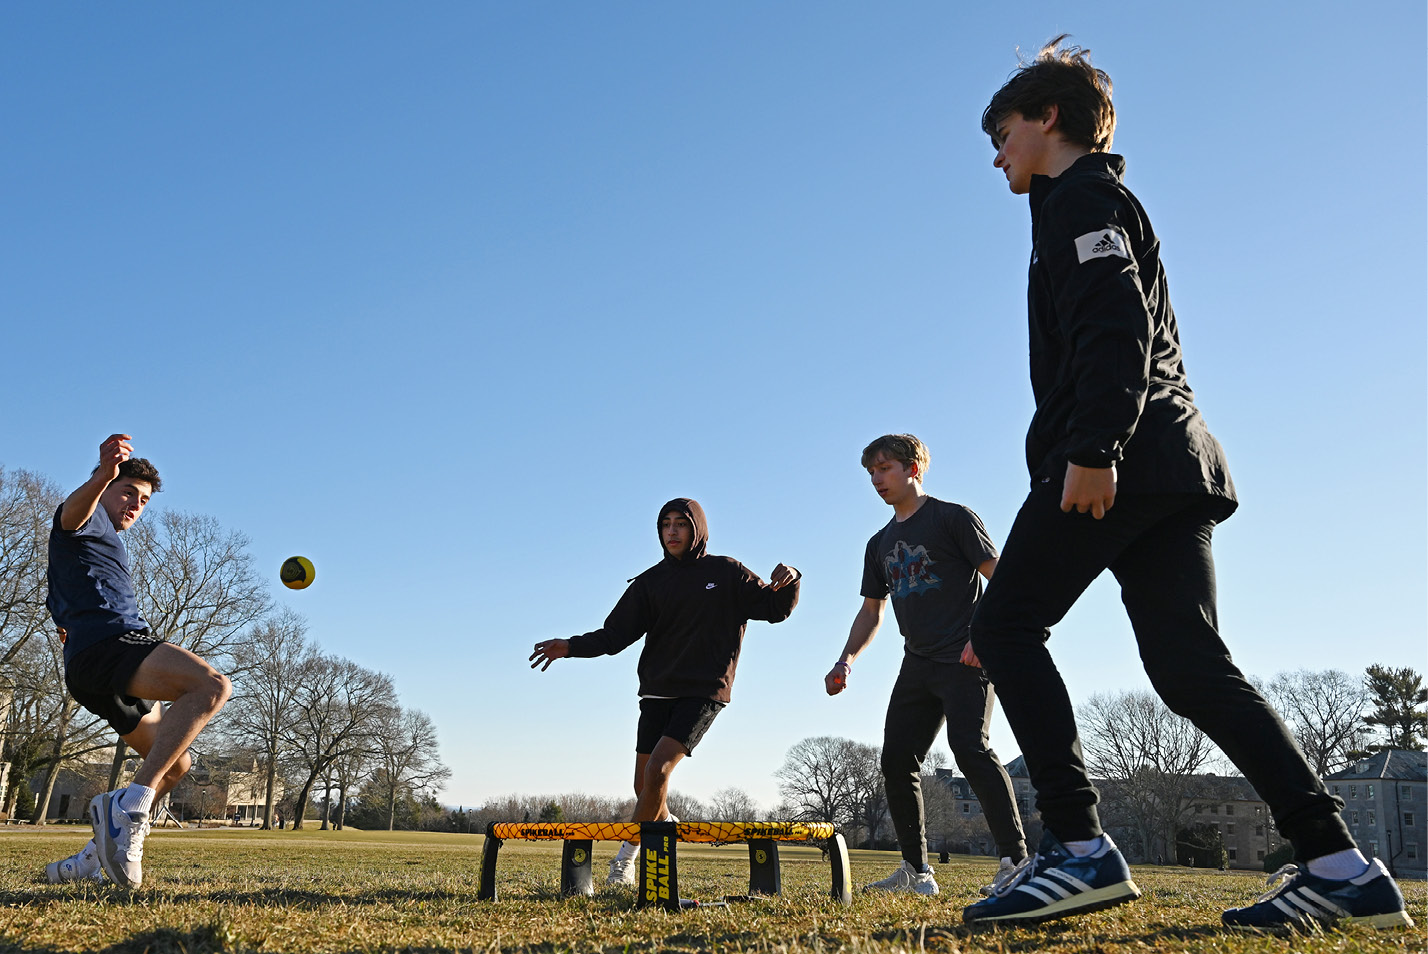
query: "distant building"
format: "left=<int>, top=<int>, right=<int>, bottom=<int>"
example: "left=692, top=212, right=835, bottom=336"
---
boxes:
left=1326, top=749, right=1427, bottom=879
left=1181, top=776, right=1287, bottom=870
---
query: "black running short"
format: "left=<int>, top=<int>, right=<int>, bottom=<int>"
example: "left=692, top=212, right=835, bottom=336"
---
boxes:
left=636, top=697, right=726, bottom=756
left=64, top=630, right=163, bottom=735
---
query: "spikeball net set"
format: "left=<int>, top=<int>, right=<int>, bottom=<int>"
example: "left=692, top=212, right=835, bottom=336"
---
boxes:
left=478, top=819, right=852, bottom=910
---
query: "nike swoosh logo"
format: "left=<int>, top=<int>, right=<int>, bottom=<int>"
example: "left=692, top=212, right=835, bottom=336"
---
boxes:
left=107, top=798, right=123, bottom=839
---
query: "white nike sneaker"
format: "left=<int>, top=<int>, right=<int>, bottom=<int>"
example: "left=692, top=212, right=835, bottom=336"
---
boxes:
left=45, top=847, right=105, bottom=884
left=607, top=855, right=638, bottom=885
left=980, top=856, right=1027, bottom=896
left=862, top=860, right=939, bottom=896
left=90, top=790, right=149, bottom=888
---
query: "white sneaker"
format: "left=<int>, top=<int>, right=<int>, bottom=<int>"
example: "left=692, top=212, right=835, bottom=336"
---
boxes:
left=607, top=855, right=638, bottom=885
left=45, top=847, right=105, bottom=884
left=90, top=790, right=149, bottom=888
left=862, top=860, right=939, bottom=896
left=980, top=856, right=1027, bottom=896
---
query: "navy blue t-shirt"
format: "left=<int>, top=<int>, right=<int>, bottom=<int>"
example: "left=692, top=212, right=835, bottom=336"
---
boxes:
left=47, top=504, right=149, bottom=662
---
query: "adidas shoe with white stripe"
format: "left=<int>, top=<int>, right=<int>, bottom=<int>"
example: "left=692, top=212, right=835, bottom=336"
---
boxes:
left=1221, top=858, right=1413, bottom=932
left=962, top=832, right=1139, bottom=924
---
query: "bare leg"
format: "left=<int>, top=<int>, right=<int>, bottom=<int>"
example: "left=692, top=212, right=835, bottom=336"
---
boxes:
left=632, top=736, right=686, bottom=825
left=122, top=644, right=231, bottom=790
left=119, top=708, right=192, bottom=797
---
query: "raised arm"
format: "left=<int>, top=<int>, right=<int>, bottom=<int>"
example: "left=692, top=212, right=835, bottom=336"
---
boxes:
left=825, top=596, right=886, bottom=695
left=60, top=434, right=131, bottom=532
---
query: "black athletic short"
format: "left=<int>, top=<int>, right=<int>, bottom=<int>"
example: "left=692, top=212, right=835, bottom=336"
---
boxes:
left=636, top=697, right=726, bottom=756
left=64, top=630, right=163, bottom=736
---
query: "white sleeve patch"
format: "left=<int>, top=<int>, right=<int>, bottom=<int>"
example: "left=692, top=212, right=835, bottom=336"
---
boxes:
left=1074, top=227, right=1131, bottom=263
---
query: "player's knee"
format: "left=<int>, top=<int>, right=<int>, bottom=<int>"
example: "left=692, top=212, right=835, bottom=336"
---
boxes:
left=170, top=750, right=193, bottom=782
left=202, top=671, right=232, bottom=711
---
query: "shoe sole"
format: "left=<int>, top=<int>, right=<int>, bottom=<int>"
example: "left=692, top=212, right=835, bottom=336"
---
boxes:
left=965, top=879, right=1141, bottom=924
left=90, top=794, right=137, bottom=889
left=1226, top=909, right=1416, bottom=933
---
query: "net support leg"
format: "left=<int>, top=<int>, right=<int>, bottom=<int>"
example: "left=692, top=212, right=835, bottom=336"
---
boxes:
left=560, top=839, right=595, bottom=897
left=827, top=832, right=852, bottom=905
left=478, top=827, right=503, bottom=901
left=746, top=838, right=781, bottom=896
left=637, top=820, right=679, bottom=911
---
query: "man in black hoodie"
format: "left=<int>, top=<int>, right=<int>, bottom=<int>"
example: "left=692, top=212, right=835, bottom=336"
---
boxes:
left=530, top=497, right=799, bottom=885
left=960, top=36, right=1411, bottom=932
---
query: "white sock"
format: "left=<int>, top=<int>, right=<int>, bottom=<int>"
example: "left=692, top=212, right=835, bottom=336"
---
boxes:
left=614, top=840, right=638, bottom=862
left=118, top=784, right=157, bottom=815
left=1305, top=848, right=1370, bottom=880
left=1063, top=835, right=1105, bottom=858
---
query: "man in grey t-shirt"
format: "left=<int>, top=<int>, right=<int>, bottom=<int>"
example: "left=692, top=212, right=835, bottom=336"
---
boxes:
left=826, top=434, right=1026, bottom=896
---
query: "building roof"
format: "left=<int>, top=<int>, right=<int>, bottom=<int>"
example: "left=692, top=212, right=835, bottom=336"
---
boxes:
left=1325, top=749, right=1427, bottom=782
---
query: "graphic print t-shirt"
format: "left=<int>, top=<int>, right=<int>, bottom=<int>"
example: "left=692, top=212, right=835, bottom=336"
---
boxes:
left=860, top=497, right=998, bottom=663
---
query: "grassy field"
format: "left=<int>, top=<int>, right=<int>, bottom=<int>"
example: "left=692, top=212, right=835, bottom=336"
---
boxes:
left=0, top=826, right=1422, bottom=953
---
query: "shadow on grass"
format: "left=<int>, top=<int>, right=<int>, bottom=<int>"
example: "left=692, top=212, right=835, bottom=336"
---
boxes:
left=876, top=920, right=1230, bottom=951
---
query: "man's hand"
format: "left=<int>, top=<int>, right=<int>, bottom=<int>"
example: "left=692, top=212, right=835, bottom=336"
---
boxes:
left=769, top=563, right=799, bottom=591
left=1061, top=462, right=1117, bottom=519
left=97, top=434, right=133, bottom=484
left=824, top=662, right=850, bottom=696
left=529, top=639, right=570, bottom=672
left=959, top=641, right=981, bottom=668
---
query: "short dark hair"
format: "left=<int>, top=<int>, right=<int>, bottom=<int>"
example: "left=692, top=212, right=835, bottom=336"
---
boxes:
left=103, top=457, right=162, bottom=493
left=982, top=34, right=1115, bottom=153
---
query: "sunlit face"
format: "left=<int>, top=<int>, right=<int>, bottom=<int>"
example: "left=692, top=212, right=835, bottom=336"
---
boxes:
left=992, top=109, right=1058, bottom=195
left=867, top=453, right=919, bottom=508
left=100, top=477, right=152, bottom=532
left=660, top=511, right=694, bottom=559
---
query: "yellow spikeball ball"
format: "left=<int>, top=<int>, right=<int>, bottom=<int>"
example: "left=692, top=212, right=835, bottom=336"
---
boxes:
left=280, top=556, right=316, bottom=590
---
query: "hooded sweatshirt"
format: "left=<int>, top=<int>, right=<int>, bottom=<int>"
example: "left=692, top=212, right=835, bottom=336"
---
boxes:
left=565, top=498, right=799, bottom=704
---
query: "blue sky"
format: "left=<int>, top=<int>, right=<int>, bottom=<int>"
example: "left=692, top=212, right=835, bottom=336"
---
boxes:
left=4, top=3, right=1424, bottom=813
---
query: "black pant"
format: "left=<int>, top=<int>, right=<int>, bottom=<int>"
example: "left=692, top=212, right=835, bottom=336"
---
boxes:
left=970, top=483, right=1353, bottom=862
left=882, top=652, right=1027, bottom=867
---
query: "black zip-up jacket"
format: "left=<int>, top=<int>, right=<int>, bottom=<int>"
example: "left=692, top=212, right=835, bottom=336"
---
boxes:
left=566, top=498, right=799, bottom=704
left=1025, top=153, right=1236, bottom=504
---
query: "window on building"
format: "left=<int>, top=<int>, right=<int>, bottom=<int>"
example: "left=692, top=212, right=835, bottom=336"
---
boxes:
left=1349, top=785, right=1358, bottom=799
left=1254, top=805, right=1264, bottom=815
left=1227, top=823, right=1235, bottom=834
left=1405, top=811, right=1416, bottom=828
left=1369, top=841, right=1379, bottom=857
left=1368, top=810, right=1376, bottom=825
left=962, top=803, right=971, bottom=814
left=1408, top=843, right=1419, bottom=861
left=1226, top=805, right=1235, bottom=816
left=1211, top=805, right=1219, bottom=814
left=1227, top=847, right=1237, bottom=860
left=1351, top=811, right=1360, bottom=825
left=1332, top=785, right=1340, bottom=796
left=1366, top=784, right=1374, bottom=799
left=1255, top=825, right=1265, bottom=836
left=1257, top=849, right=1265, bottom=861
left=1404, top=785, right=1414, bottom=799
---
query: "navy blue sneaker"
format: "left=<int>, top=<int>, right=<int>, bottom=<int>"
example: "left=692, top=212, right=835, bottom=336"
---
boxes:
left=1222, top=859, right=1414, bottom=932
left=962, top=833, right=1139, bottom=925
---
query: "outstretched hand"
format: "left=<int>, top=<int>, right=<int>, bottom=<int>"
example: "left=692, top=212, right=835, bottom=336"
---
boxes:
left=529, top=638, right=570, bottom=672
left=769, top=563, right=799, bottom=591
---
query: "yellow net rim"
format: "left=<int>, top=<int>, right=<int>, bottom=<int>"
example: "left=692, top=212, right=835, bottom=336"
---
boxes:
left=489, top=820, right=834, bottom=843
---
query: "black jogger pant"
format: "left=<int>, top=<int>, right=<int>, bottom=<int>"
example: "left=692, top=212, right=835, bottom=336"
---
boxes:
left=882, top=652, right=1028, bottom=868
left=970, top=482, right=1353, bottom=863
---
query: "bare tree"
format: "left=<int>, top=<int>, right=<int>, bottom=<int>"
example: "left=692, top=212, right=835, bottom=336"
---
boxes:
left=1263, top=669, right=1372, bottom=775
left=708, top=786, right=760, bottom=821
left=284, top=656, right=397, bottom=829
left=0, top=467, right=62, bottom=668
left=775, top=736, right=886, bottom=845
left=1077, top=690, right=1219, bottom=863
left=368, top=708, right=450, bottom=831
left=221, top=610, right=314, bottom=828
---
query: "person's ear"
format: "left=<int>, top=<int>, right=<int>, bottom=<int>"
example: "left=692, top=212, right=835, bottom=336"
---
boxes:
left=1041, top=104, right=1060, bottom=132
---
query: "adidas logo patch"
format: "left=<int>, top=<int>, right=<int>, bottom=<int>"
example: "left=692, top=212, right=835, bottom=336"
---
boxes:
left=1074, top=227, right=1130, bottom=263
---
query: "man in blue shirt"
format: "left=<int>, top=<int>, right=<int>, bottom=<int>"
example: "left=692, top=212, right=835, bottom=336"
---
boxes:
left=45, top=434, right=232, bottom=889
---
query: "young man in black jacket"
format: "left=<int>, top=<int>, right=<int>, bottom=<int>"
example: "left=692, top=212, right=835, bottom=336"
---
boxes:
left=530, top=497, right=799, bottom=885
left=961, top=37, right=1411, bottom=932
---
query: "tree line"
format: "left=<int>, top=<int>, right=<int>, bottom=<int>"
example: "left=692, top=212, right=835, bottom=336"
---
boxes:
left=0, top=464, right=448, bottom=831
